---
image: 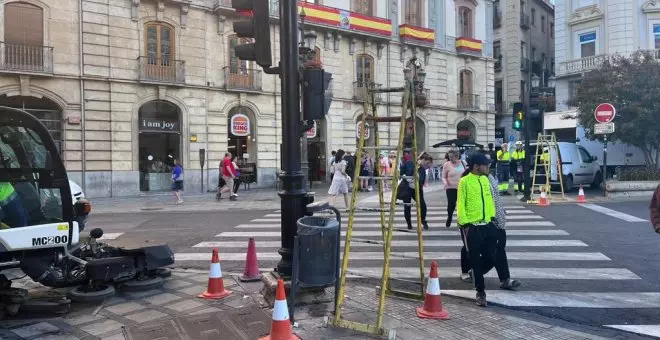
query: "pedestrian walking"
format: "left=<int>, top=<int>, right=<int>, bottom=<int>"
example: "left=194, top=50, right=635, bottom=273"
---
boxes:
left=399, top=152, right=430, bottom=230
left=220, top=152, right=238, bottom=201
left=442, top=150, right=466, bottom=227
left=379, top=153, right=390, bottom=190
left=650, top=184, right=660, bottom=233
left=216, top=161, right=226, bottom=200
left=360, top=152, right=373, bottom=191
left=232, top=155, right=242, bottom=195
left=329, top=150, right=336, bottom=181
left=457, top=153, right=499, bottom=307
left=328, top=149, right=350, bottom=209
left=171, top=158, right=184, bottom=204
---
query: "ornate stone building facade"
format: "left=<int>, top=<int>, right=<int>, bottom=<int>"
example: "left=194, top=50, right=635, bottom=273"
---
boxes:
left=0, top=0, right=495, bottom=197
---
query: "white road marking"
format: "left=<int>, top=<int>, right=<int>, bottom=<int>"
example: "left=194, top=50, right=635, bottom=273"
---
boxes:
left=175, top=251, right=610, bottom=261
left=272, top=206, right=527, bottom=213
left=250, top=217, right=555, bottom=225
left=98, top=233, right=124, bottom=240
left=579, top=203, right=648, bottom=222
left=215, top=230, right=570, bottom=237
left=604, top=325, right=660, bottom=338
left=261, top=213, right=543, bottom=220
left=344, top=267, right=639, bottom=280
left=192, top=239, right=587, bottom=248
left=441, top=291, right=660, bottom=308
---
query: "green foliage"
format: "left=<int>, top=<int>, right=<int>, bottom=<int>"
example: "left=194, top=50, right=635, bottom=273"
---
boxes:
left=615, top=166, right=660, bottom=181
left=571, top=51, right=660, bottom=166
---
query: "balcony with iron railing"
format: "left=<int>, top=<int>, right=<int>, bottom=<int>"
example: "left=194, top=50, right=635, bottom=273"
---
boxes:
left=457, top=93, right=479, bottom=111
left=0, top=42, right=53, bottom=75
left=520, top=12, right=530, bottom=29
left=353, top=81, right=383, bottom=102
left=520, top=57, right=530, bottom=72
left=223, top=66, right=262, bottom=92
left=138, top=56, right=185, bottom=84
left=556, top=54, right=607, bottom=77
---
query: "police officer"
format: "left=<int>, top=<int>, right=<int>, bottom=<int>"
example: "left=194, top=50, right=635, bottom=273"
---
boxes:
left=457, top=153, right=499, bottom=307
left=496, top=143, right=511, bottom=195
left=511, top=141, right=525, bottom=193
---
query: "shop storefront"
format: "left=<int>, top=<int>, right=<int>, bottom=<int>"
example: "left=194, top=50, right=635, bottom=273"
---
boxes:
left=138, top=100, right=181, bottom=192
left=457, top=120, right=476, bottom=142
left=228, top=106, right=257, bottom=186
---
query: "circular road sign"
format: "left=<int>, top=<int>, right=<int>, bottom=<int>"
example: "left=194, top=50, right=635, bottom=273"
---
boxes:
left=594, top=103, right=616, bottom=123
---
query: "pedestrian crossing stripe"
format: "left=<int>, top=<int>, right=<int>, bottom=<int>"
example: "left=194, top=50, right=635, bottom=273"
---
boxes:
left=215, top=230, right=569, bottom=237
left=250, top=218, right=555, bottom=225
left=260, top=213, right=544, bottom=220
left=192, top=239, right=587, bottom=248
left=273, top=206, right=528, bottom=213
left=604, top=325, right=660, bottom=338
left=335, top=267, right=639, bottom=280
left=97, top=232, right=124, bottom=240
left=175, top=251, right=610, bottom=261
left=441, top=291, right=660, bottom=308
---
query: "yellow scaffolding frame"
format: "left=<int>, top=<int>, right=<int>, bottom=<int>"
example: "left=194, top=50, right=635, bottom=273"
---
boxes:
left=326, top=71, right=426, bottom=338
left=529, top=132, right=567, bottom=203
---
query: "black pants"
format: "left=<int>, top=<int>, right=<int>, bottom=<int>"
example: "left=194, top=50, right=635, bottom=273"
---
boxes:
left=514, top=171, right=524, bottom=192
left=233, top=178, right=242, bottom=193
left=460, top=225, right=511, bottom=288
left=462, top=223, right=498, bottom=293
left=446, top=189, right=458, bottom=225
left=403, top=188, right=427, bottom=227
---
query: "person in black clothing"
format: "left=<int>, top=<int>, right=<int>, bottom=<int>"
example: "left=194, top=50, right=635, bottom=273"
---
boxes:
left=400, top=152, right=430, bottom=230
left=345, top=151, right=356, bottom=179
left=487, top=143, right=497, bottom=177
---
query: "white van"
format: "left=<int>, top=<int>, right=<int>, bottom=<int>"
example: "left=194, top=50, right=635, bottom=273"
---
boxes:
left=528, top=141, right=602, bottom=191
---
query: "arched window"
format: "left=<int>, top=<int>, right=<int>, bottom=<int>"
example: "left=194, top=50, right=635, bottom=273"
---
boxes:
left=355, top=54, right=374, bottom=87
left=228, top=35, right=254, bottom=88
left=4, top=2, right=44, bottom=70
left=457, top=120, right=476, bottom=142
left=458, top=6, right=473, bottom=38
left=145, top=22, right=174, bottom=66
left=459, top=70, right=475, bottom=109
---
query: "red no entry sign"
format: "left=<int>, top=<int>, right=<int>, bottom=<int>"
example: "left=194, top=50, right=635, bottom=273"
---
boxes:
left=594, top=103, right=616, bottom=123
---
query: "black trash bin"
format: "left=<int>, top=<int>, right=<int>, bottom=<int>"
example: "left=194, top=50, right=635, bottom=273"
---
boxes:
left=295, top=216, right=340, bottom=287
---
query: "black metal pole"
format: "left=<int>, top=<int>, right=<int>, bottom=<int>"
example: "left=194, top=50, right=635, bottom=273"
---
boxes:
left=602, top=134, right=608, bottom=191
left=277, top=0, right=304, bottom=276
left=522, top=103, right=532, bottom=201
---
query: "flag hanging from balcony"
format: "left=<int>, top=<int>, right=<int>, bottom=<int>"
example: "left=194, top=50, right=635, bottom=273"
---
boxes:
left=298, top=2, right=392, bottom=37
left=399, top=24, right=435, bottom=44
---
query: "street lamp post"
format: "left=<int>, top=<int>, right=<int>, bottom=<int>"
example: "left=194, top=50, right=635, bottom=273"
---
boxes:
left=298, top=10, right=317, bottom=191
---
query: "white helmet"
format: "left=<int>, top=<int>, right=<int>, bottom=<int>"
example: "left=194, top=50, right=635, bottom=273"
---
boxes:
left=515, top=141, right=523, bottom=146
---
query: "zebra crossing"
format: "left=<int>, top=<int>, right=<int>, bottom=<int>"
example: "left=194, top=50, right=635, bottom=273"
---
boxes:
left=175, top=205, right=655, bottom=308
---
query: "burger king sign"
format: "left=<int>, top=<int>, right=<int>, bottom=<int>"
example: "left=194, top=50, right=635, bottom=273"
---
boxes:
left=231, top=113, right=250, bottom=137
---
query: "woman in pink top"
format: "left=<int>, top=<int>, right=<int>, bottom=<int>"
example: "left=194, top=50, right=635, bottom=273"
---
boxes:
left=442, top=150, right=466, bottom=227
left=379, top=153, right=391, bottom=190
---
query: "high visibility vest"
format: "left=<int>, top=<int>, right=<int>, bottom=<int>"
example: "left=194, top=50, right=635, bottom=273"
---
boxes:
left=512, top=150, right=525, bottom=160
left=496, top=150, right=511, bottom=162
left=0, top=183, right=15, bottom=205
left=541, top=153, right=550, bottom=163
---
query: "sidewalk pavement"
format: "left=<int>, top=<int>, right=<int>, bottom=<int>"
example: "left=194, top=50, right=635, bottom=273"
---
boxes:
left=0, top=268, right=621, bottom=340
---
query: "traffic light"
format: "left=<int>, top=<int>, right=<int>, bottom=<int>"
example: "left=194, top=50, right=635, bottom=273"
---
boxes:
left=302, top=69, right=333, bottom=120
left=231, top=0, right=272, bottom=68
left=512, top=102, right=523, bottom=131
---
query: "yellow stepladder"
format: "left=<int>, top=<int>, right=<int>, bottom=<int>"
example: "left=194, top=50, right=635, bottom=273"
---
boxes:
left=529, top=132, right=567, bottom=203
left=324, top=66, right=426, bottom=339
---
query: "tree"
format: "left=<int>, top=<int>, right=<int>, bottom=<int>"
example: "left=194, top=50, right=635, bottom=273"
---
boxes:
left=570, top=51, right=660, bottom=167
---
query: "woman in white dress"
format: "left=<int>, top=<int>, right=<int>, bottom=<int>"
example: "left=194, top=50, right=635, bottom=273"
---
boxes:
left=328, top=149, right=350, bottom=208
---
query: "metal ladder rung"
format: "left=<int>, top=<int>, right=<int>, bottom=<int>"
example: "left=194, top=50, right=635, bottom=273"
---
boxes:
left=362, top=146, right=413, bottom=151
left=366, top=116, right=402, bottom=123
left=357, top=175, right=414, bottom=180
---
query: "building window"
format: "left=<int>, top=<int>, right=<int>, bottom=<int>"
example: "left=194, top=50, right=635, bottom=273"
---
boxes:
left=579, top=32, right=596, bottom=58
left=573, top=0, right=596, bottom=9
left=654, top=24, right=660, bottom=49
left=145, top=22, right=174, bottom=66
left=405, top=0, right=423, bottom=26
left=458, top=7, right=473, bottom=37
left=531, top=8, right=535, bottom=25
left=352, top=0, right=373, bottom=16
left=3, top=2, right=44, bottom=67
left=493, top=41, right=501, bottom=59
left=459, top=70, right=473, bottom=95
left=531, top=47, right=536, bottom=60
left=551, top=22, right=554, bottom=37
left=541, top=16, right=545, bottom=32
left=228, top=35, right=253, bottom=87
left=356, top=54, right=374, bottom=87
left=521, top=41, right=526, bottom=58
left=569, top=80, right=581, bottom=104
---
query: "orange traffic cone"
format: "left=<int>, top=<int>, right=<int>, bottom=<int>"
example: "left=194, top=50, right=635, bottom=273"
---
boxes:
left=538, top=187, right=550, bottom=206
left=577, top=185, right=587, bottom=203
left=260, top=279, right=300, bottom=340
left=240, top=238, right=261, bottom=282
left=416, top=260, right=450, bottom=320
left=198, top=248, right=232, bottom=300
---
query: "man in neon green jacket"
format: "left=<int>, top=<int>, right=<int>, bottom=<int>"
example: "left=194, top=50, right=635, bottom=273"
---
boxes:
left=457, top=153, right=497, bottom=307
